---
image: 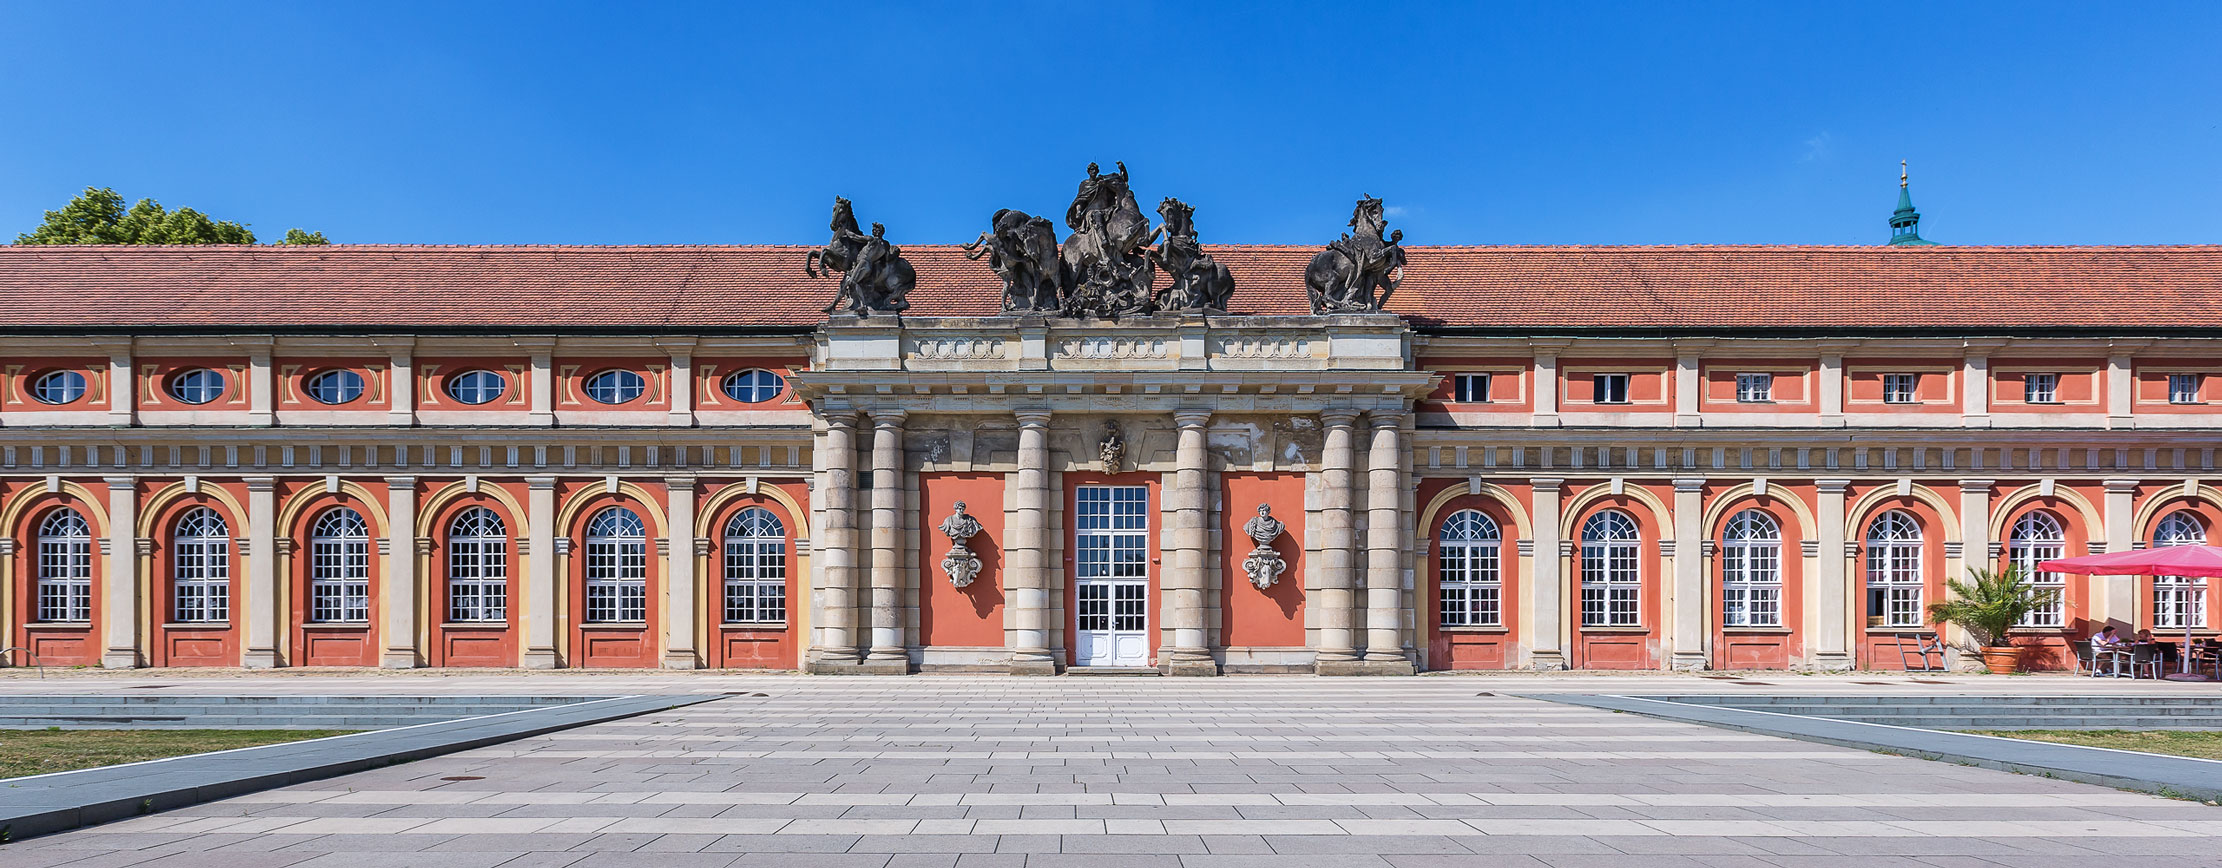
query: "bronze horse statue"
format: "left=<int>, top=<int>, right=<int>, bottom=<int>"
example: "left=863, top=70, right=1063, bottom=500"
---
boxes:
left=1148, top=197, right=1234, bottom=313
left=963, top=208, right=1066, bottom=312
left=807, top=197, right=914, bottom=315
left=1305, top=196, right=1405, bottom=314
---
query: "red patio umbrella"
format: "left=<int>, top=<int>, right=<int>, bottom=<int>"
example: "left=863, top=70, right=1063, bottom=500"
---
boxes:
left=2040, top=544, right=2222, bottom=680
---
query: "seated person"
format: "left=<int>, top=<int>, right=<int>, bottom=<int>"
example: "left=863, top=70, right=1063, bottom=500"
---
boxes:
left=2137, top=629, right=2179, bottom=663
left=2094, top=625, right=2127, bottom=647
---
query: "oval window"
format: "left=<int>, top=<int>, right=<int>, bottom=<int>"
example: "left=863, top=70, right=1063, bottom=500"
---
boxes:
left=722, top=369, right=786, bottom=403
left=32, top=370, right=87, bottom=405
left=168, top=369, right=226, bottom=405
left=446, top=369, right=507, bottom=405
left=306, top=369, right=365, bottom=405
left=584, top=370, right=646, bottom=405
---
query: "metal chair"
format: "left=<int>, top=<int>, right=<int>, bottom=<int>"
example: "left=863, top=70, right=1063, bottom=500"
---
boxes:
left=1896, top=632, right=1947, bottom=673
left=2127, top=644, right=2164, bottom=679
left=2070, top=639, right=2097, bottom=676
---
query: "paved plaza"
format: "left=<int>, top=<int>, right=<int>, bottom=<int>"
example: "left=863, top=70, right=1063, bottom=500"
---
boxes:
left=7, top=676, right=2222, bottom=867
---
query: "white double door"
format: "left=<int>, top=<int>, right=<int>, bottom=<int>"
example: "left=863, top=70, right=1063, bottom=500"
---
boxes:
left=1074, top=485, right=1150, bottom=668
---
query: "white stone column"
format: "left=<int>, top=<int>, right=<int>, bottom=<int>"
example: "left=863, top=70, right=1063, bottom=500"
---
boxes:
left=2107, top=354, right=2134, bottom=428
left=863, top=409, right=909, bottom=672
left=2100, top=479, right=2140, bottom=630
left=1533, top=350, right=1561, bottom=427
left=1818, top=350, right=1846, bottom=427
left=527, top=345, right=555, bottom=427
left=1812, top=478, right=1853, bottom=670
left=663, top=475, right=698, bottom=669
left=1360, top=411, right=1414, bottom=673
left=1166, top=409, right=1217, bottom=675
left=1953, top=478, right=1995, bottom=668
left=386, top=343, right=416, bottom=427
left=523, top=476, right=559, bottom=668
left=1007, top=410, right=1056, bottom=674
left=1527, top=477, right=1566, bottom=669
left=247, top=347, right=275, bottom=427
left=1963, top=351, right=1991, bottom=428
left=1673, top=354, right=1701, bottom=427
left=102, top=476, right=139, bottom=669
left=1312, top=409, right=1361, bottom=672
left=99, top=340, right=134, bottom=427
left=1669, top=477, right=1708, bottom=670
left=667, top=348, right=695, bottom=428
left=243, top=476, right=279, bottom=668
left=382, top=476, right=418, bottom=668
left=811, top=412, right=863, bottom=668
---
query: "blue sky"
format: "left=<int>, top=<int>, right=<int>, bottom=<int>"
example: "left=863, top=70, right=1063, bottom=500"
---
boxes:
left=3, top=2, right=2216, bottom=246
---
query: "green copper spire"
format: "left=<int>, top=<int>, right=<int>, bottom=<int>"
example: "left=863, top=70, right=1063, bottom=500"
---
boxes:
left=1888, top=160, right=1938, bottom=246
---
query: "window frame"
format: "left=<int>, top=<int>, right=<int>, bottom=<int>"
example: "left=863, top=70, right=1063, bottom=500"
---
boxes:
left=168, top=368, right=227, bottom=405
left=1592, top=373, right=1631, bottom=405
left=1864, top=510, right=1925, bottom=628
left=583, top=507, right=648, bottom=623
left=2024, top=372, right=2060, bottom=404
left=1436, top=509, right=1502, bottom=628
left=1579, top=509, right=1642, bottom=627
left=583, top=369, right=647, bottom=405
left=2154, top=511, right=2208, bottom=630
left=1882, top=373, right=1919, bottom=404
left=31, top=370, right=87, bottom=405
left=1721, top=509, right=1783, bottom=628
left=171, top=507, right=232, bottom=623
left=35, top=509, right=93, bottom=623
left=445, top=507, right=509, bottom=623
left=2169, top=373, right=2203, bottom=405
left=2008, top=511, right=2066, bottom=629
left=445, top=369, right=508, bottom=406
left=1452, top=373, right=1492, bottom=404
left=722, top=369, right=787, bottom=404
left=722, top=507, right=788, bottom=624
left=1733, top=372, right=1774, bottom=404
left=305, top=369, right=366, bottom=406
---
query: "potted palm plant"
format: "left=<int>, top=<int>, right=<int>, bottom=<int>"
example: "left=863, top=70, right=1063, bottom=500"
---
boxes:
left=1926, top=566, right=2059, bottom=674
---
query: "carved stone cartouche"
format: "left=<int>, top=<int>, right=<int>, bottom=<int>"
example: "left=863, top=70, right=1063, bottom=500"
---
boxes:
left=1241, top=503, right=1288, bottom=590
left=1304, top=195, right=1405, bottom=314
left=938, top=501, right=984, bottom=589
left=808, top=197, right=915, bottom=315
left=1098, top=423, right=1125, bottom=473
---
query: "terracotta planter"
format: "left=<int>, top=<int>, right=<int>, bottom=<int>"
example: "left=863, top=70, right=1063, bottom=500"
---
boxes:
left=1979, top=645, right=2023, bottom=674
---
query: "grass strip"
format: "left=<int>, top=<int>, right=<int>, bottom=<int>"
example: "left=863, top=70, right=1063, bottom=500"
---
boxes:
left=1978, top=729, right=2222, bottom=761
left=0, top=728, right=360, bottom=779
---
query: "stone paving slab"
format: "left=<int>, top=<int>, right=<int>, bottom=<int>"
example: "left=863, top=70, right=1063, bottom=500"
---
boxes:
left=1531, top=692, right=2222, bottom=803
left=0, top=693, right=717, bottom=842
left=6, top=679, right=2222, bottom=866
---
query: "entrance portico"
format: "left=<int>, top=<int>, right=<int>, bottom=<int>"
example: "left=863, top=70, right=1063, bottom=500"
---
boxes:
left=794, top=313, right=1433, bottom=675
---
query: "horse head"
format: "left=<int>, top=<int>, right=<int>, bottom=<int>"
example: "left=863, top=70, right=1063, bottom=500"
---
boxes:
left=830, top=196, right=860, bottom=235
left=1157, top=198, right=1195, bottom=239
left=1348, top=196, right=1386, bottom=239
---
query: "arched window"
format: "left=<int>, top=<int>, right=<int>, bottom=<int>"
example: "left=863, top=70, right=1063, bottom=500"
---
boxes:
left=172, top=507, right=231, bottom=623
left=447, top=507, right=508, bottom=623
left=309, top=508, right=370, bottom=623
left=2009, top=512, right=2067, bottom=628
left=1437, top=510, right=1502, bottom=627
left=2155, top=511, right=2207, bottom=630
left=1865, top=510, right=1924, bottom=628
left=584, top=507, right=647, bottom=622
left=35, top=509, right=93, bottom=622
left=1722, top=509, right=1782, bottom=628
left=1580, top=510, right=1641, bottom=627
left=723, top=507, right=787, bottom=623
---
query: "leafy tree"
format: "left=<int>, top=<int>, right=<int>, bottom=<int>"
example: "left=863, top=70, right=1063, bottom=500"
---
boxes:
left=14, top=186, right=326, bottom=246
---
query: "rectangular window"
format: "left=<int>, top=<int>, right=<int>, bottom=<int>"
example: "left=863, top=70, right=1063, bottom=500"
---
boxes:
left=173, top=538, right=231, bottom=623
left=2024, top=373, right=2059, bottom=404
left=2012, top=542, right=2066, bottom=629
left=1438, top=542, right=1502, bottom=627
left=1452, top=373, right=1491, bottom=403
left=1593, top=373, right=1630, bottom=405
left=2170, top=374, right=2203, bottom=405
left=1734, top=373, right=1774, bottom=404
left=1075, top=486, right=1150, bottom=634
left=36, top=537, right=93, bottom=623
left=2156, top=577, right=2208, bottom=630
left=1579, top=543, right=1640, bottom=627
left=1721, top=542, right=1782, bottom=627
left=447, top=537, right=508, bottom=623
left=309, top=536, right=371, bottom=623
left=584, top=538, right=648, bottom=623
left=1882, top=373, right=1919, bottom=404
left=723, top=536, right=788, bottom=624
left=1865, top=543, right=1924, bottom=627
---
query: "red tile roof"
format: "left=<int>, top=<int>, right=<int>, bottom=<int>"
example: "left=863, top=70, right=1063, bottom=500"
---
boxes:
left=2, top=243, right=2219, bottom=333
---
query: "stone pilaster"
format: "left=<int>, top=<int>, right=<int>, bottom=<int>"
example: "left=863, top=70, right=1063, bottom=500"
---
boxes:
left=2098, top=479, right=2140, bottom=631
left=242, top=476, right=279, bottom=668
left=522, top=476, right=559, bottom=669
left=663, top=475, right=699, bottom=669
left=807, top=411, right=864, bottom=672
left=1165, top=409, right=1218, bottom=676
left=1312, top=409, right=1361, bottom=673
left=1810, top=478, right=1853, bottom=670
left=861, top=409, right=910, bottom=673
left=1526, top=477, right=1567, bottom=670
left=381, top=476, right=419, bottom=668
left=1669, top=477, right=1708, bottom=670
left=1007, top=410, right=1057, bottom=674
left=101, top=476, right=139, bottom=669
left=1355, top=411, right=1414, bottom=674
